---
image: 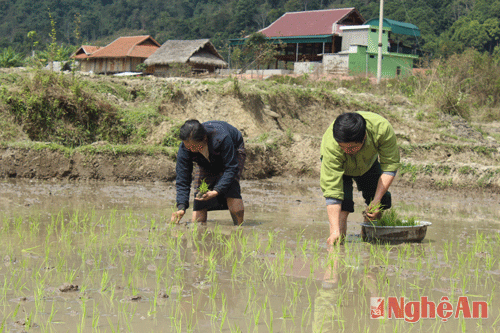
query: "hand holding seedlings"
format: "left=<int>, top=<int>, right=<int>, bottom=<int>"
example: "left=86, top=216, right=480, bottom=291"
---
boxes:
left=195, top=190, right=218, bottom=201
left=196, top=178, right=209, bottom=199
left=195, top=178, right=218, bottom=201
left=364, top=201, right=383, bottom=221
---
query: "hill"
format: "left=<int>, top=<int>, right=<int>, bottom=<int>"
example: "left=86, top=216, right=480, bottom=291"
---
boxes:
left=0, top=67, right=499, bottom=191
left=2, top=0, right=500, bottom=60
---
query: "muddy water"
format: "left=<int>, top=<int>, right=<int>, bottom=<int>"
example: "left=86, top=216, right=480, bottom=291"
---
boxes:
left=0, top=178, right=499, bottom=332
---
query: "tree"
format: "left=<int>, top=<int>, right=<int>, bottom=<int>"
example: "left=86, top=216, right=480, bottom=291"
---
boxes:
left=284, top=0, right=301, bottom=12
left=0, top=47, right=24, bottom=67
left=231, top=0, right=258, bottom=33
left=27, top=30, right=39, bottom=56
left=483, top=18, right=500, bottom=52
left=254, top=2, right=272, bottom=29
left=242, top=32, right=279, bottom=70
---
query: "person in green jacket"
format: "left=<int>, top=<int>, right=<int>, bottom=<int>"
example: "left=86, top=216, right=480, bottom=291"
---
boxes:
left=320, top=111, right=401, bottom=245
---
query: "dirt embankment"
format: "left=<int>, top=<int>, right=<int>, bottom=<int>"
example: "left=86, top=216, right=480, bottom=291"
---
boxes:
left=0, top=143, right=281, bottom=182
left=0, top=73, right=499, bottom=191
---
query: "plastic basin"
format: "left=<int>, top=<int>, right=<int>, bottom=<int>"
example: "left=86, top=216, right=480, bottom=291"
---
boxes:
left=360, top=221, right=432, bottom=242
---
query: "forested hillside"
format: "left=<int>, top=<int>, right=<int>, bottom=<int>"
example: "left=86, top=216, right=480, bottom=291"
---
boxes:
left=1, top=0, right=500, bottom=60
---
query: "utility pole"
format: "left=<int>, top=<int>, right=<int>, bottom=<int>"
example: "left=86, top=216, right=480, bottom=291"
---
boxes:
left=377, top=0, right=384, bottom=84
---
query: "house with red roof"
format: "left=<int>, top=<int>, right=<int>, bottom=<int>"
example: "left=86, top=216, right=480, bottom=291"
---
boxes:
left=229, top=8, right=421, bottom=78
left=70, top=45, right=102, bottom=72
left=229, top=8, right=364, bottom=65
left=72, top=36, right=160, bottom=74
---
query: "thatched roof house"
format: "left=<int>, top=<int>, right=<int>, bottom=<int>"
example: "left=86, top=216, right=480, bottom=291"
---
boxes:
left=145, top=39, right=227, bottom=75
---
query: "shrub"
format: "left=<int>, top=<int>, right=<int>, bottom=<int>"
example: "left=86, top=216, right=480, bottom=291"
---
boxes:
left=0, top=70, right=130, bottom=146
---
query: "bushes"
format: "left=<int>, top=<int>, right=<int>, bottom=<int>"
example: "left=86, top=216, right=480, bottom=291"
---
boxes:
left=397, top=49, right=500, bottom=119
left=0, top=47, right=24, bottom=68
left=0, top=70, right=130, bottom=147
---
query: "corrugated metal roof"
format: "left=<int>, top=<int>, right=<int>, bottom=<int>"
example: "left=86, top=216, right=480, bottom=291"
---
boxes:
left=258, top=8, right=361, bottom=37
left=365, top=18, right=420, bottom=37
left=230, top=35, right=333, bottom=46
left=89, top=36, right=160, bottom=58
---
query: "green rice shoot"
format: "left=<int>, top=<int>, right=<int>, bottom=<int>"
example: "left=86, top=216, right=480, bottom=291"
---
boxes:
left=371, top=209, right=418, bottom=226
left=197, top=178, right=209, bottom=196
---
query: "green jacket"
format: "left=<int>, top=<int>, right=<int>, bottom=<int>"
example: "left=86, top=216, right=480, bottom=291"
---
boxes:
left=320, top=111, right=401, bottom=200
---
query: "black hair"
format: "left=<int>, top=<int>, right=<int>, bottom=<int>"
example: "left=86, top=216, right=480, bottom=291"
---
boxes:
left=333, top=112, right=366, bottom=143
left=179, top=119, right=207, bottom=142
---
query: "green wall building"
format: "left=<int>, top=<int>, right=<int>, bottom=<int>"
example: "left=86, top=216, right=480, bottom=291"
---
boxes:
left=336, top=19, right=420, bottom=78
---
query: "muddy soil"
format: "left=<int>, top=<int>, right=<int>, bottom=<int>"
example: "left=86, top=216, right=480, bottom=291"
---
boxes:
left=0, top=179, right=499, bottom=332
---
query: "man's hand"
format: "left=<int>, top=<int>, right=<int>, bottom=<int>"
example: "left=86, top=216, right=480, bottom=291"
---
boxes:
left=364, top=202, right=382, bottom=221
left=171, top=210, right=185, bottom=223
left=327, top=231, right=342, bottom=246
left=326, top=204, right=345, bottom=246
left=195, top=190, right=218, bottom=201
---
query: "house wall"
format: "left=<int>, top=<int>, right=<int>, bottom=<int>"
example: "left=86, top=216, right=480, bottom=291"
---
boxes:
left=80, top=59, right=93, bottom=72
left=323, top=53, right=349, bottom=71
left=348, top=45, right=368, bottom=75
left=341, top=28, right=369, bottom=51
left=294, top=62, right=322, bottom=74
left=366, top=53, right=414, bottom=77
left=367, top=26, right=390, bottom=53
left=87, top=57, right=146, bottom=73
left=150, top=65, right=170, bottom=75
left=340, top=25, right=417, bottom=78
left=347, top=46, right=414, bottom=78
left=150, top=63, right=224, bottom=76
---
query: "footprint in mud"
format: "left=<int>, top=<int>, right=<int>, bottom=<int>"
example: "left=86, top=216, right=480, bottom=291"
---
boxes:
left=14, top=319, right=38, bottom=329
left=192, top=281, right=211, bottom=290
left=121, top=295, right=142, bottom=302
left=58, top=283, right=79, bottom=292
left=9, top=296, right=35, bottom=303
left=123, top=249, right=135, bottom=257
left=169, top=285, right=182, bottom=294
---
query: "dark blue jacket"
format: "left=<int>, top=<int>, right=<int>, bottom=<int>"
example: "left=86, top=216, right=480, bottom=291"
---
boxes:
left=176, top=121, right=244, bottom=211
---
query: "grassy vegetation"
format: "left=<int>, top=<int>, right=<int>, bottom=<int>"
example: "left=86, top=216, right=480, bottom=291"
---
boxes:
left=0, top=141, right=178, bottom=158
left=0, top=54, right=498, bottom=187
left=0, top=70, right=132, bottom=147
left=1, top=52, right=499, bottom=150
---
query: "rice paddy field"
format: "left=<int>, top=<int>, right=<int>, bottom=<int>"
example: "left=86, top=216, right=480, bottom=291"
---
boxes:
left=0, top=178, right=499, bottom=332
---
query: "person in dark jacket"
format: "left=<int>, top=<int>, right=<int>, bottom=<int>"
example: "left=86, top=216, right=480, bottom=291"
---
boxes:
left=170, top=119, right=246, bottom=225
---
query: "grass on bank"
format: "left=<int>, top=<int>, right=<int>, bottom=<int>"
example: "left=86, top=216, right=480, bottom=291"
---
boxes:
left=0, top=141, right=178, bottom=158
left=0, top=49, right=498, bottom=149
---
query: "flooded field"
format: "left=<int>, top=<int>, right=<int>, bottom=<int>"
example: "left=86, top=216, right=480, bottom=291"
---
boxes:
left=0, top=178, right=499, bottom=332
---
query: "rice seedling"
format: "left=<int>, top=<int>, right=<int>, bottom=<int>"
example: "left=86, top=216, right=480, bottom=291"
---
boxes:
left=368, top=208, right=419, bottom=227
left=0, top=186, right=498, bottom=333
left=196, top=178, right=210, bottom=198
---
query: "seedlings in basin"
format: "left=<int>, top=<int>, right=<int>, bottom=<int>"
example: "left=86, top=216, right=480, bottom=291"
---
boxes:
left=370, top=209, right=418, bottom=227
